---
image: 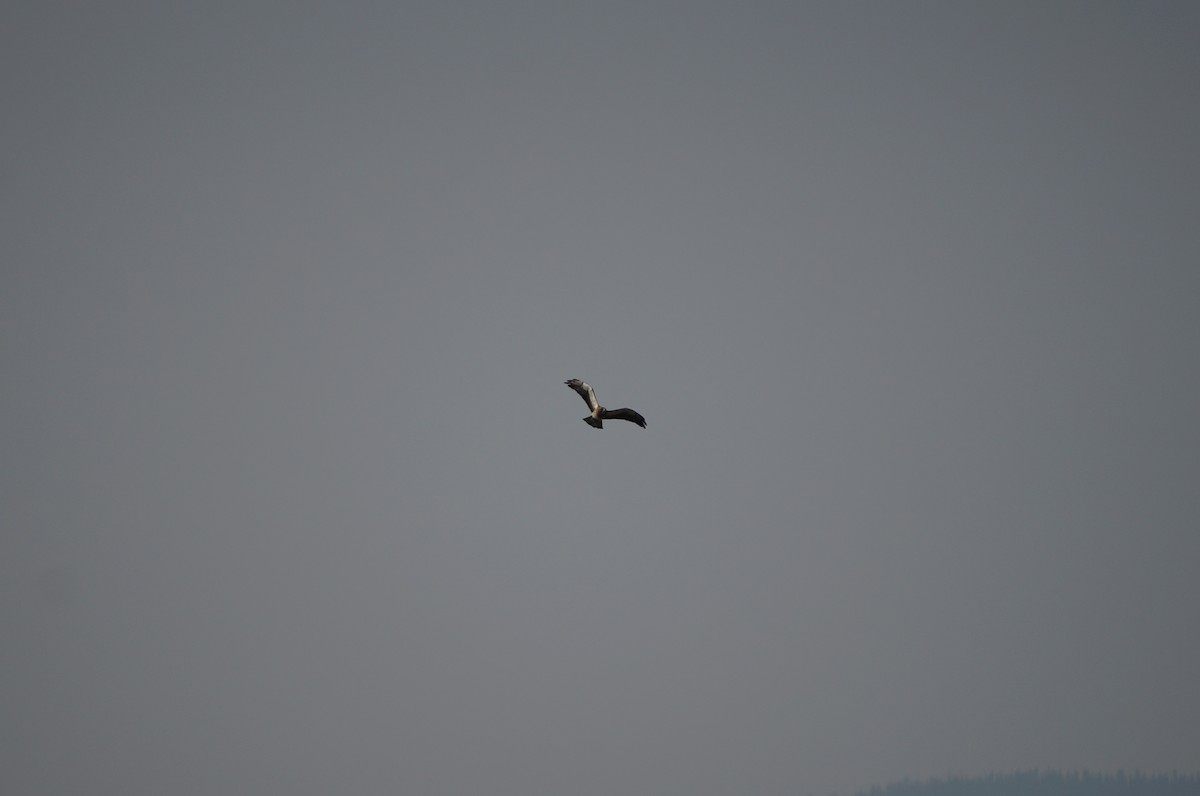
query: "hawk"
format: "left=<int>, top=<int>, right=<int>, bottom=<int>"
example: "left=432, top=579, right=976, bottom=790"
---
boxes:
left=564, top=379, right=647, bottom=429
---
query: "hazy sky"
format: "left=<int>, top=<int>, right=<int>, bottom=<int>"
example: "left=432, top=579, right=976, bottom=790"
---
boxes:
left=3, top=3, right=1198, bottom=795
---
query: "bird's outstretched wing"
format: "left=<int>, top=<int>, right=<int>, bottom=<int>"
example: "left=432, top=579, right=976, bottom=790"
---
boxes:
left=564, top=379, right=599, bottom=413
left=599, top=407, right=647, bottom=428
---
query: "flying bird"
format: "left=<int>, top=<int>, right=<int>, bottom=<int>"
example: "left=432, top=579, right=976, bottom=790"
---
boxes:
left=564, top=379, right=647, bottom=429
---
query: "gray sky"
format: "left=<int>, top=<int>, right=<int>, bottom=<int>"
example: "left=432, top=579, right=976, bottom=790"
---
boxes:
left=3, top=3, right=1198, bottom=795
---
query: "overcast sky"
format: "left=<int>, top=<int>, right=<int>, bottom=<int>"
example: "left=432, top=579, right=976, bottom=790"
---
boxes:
left=3, top=3, right=1198, bottom=795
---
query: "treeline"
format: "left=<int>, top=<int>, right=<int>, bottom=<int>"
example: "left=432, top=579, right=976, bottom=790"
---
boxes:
left=856, top=770, right=1200, bottom=796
